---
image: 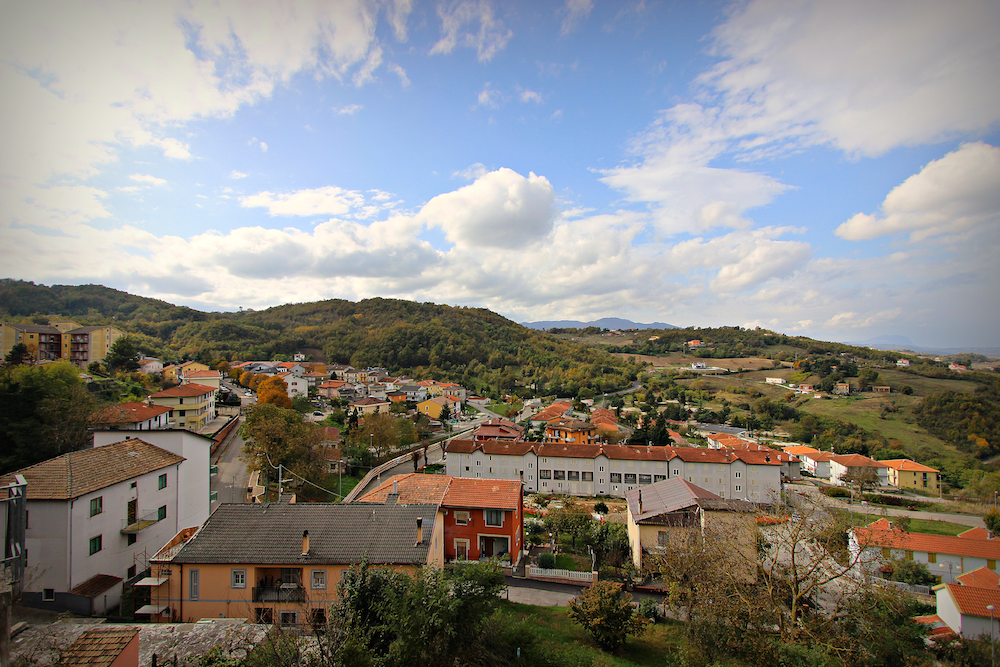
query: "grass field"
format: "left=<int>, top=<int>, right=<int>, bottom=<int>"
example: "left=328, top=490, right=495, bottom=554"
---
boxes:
left=503, top=601, right=698, bottom=666
left=831, top=509, right=971, bottom=536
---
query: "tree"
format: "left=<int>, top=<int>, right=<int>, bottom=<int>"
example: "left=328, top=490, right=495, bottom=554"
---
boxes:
left=104, top=336, right=140, bottom=374
left=239, top=370, right=253, bottom=387
left=3, top=343, right=31, bottom=365
left=568, top=580, right=649, bottom=651
left=840, top=465, right=880, bottom=496
left=984, top=507, right=1000, bottom=535
left=0, top=361, right=97, bottom=473
left=257, top=376, right=293, bottom=409
left=888, top=558, right=936, bottom=586
left=239, top=403, right=321, bottom=483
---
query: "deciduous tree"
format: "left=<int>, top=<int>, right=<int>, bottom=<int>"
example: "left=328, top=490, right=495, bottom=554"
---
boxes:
left=568, top=580, right=649, bottom=651
left=257, top=376, right=292, bottom=409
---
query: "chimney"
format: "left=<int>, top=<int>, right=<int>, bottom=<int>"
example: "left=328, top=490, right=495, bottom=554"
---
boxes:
left=393, top=478, right=398, bottom=494
left=146, top=395, right=153, bottom=406
left=639, top=490, right=643, bottom=514
left=415, top=517, right=423, bottom=544
left=765, top=454, right=771, bottom=463
left=301, top=530, right=310, bottom=556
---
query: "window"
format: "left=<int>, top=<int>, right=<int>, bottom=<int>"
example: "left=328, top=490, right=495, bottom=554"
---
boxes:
left=539, top=470, right=551, bottom=479
left=672, top=469, right=680, bottom=476
left=310, top=608, right=327, bottom=627
left=638, top=475, right=652, bottom=485
left=89, top=535, right=102, bottom=556
left=158, top=473, right=167, bottom=490
left=128, top=565, right=137, bottom=579
left=89, top=497, right=102, bottom=517
left=735, top=485, right=742, bottom=492
left=232, top=569, right=247, bottom=589
left=455, top=511, right=470, bottom=526
left=528, top=462, right=533, bottom=468
left=179, top=410, right=186, bottom=417
left=465, top=466, right=470, bottom=471
left=928, top=553, right=937, bottom=563
left=157, top=505, right=167, bottom=521
left=255, top=607, right=274, bottom=623
left=553, top=471, right=566, bottom=480
left=127, top=534, right=137, bottom=546
left=735, top=471, right=742, bottom=478
left=567, top=471, right=580, bottom=481
left=654, top=475, right=666, bottom=482
left=990, top=560, right=997, bottom=570
left=610, top=473, right=622, bottom=483
left=280, top=611, right=297, bottom=625
left=582, top=472, right=593, bottom=482
left=190, top=569, right=199, bottom=600
left=485, top=509, right=503, bottom=527
left=905, top=550, right=914, bottom=561
left=657, top=531, right=668, bottom=546
left=311, top=570, right=327, bottom=590
left=43, top=588, right=55, bottom=601
left=599, top=479, right=604, bottom=485
left=624, top=474, right=637, bottom=484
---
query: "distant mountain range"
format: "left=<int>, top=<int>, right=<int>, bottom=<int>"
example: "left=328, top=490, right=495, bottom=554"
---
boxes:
left=521, top=317, right=678, bottom=331
left=846, top=335, right=1000, bottom=358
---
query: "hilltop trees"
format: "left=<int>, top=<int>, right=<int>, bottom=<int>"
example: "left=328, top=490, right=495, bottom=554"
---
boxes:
left=104, top=336, right=141, bottom=373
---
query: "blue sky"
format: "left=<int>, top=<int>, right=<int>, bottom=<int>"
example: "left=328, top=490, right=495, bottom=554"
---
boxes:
left=2, top=0, right=998, bottom=348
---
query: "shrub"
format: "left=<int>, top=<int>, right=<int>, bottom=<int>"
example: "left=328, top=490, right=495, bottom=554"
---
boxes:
left=594, top=501, right=609, bottom=515
left=538, top=552, right=556, bottom=569
left=637, top=597, right=660, bottom=622
left=822, top=487, right=852, bottom=498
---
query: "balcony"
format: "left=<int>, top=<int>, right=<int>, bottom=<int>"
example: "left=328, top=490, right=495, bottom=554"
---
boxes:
left=252, top=584, right=306, bottom=603
left=121, top=510, right=160, bottom=534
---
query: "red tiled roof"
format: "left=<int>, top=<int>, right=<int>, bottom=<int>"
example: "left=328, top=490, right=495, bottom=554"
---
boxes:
left=184, top=370, right=221, bottom=378
left=960, top=527, right=992, bottom=540
left=831, top=454, right=887, bottom=468
left=92, top=401, right=171, bottom=424
left=853, top=519, right=1000, bottom=560
left=445, top=478, right=521, bottom=510
left=358, top=473, right=452, bottom=505
left=878, top=458, right=939, bottom=473
left=945, top=583, right=1000, bottom=618
left=59, top=626, right=138, bottom=667
left=152, top=383, right=215, bottom=398
left=782, top=446, right=821, bottom=455
left=957, top=566, right=1000, bottom=589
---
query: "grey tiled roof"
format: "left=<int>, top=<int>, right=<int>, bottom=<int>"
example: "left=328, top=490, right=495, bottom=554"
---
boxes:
left=170, top=502, right=438, bottom=565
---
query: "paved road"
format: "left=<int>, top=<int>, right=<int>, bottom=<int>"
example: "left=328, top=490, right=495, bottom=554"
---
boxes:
left=788, top=484, right=985, bottom=529
left=211, top=419, right=251, bottom=508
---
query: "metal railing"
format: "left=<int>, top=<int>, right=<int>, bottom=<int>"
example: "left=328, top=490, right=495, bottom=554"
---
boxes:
left=121, top=509, right=160, bottom=534
left=252, top=585, right=306, bottom=603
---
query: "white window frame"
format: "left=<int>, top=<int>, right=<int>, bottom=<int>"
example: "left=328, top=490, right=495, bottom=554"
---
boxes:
left=311, top=569, right=327, bottom=590
left=454, top=511, right=470, bottom=526
left=485, top=509, right=504, bottom=527
left=231, top=569, right=246, bottom=589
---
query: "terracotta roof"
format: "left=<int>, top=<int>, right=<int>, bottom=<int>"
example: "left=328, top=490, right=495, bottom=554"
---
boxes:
left=878, top=458, right=939, bottom=473
left=92, top=401, right=171, bottom=424
left=463, top=439, right=536, bottom=456
left=960, top=526, right=992, bottom=540
left=957, top=566, right=1000, bottom=589
left=0, top=439, right=185, bottom=500
left=831, top=454, right=887, bottom=468
left=853, top=519, right=1000, bottom=560
left=152, top=383, right=215, bottom=398
left=170, top=502, right=438, bottom=565
left=800, top=451, right=836, bottom=462
left=444, top=478, right=521, bottom=510
left=351, top=397, right=390, bottom=406
left=944, top=583, right=1000, bottom=618
left=358, top=473, right=452, bottom=505
left=782, top=446, right=821, bottom=455
left=184, top=370, right=221, bottom=378
left=59, top=627, right=138, bottom=667
left=68, top=573, right=123, bottom=598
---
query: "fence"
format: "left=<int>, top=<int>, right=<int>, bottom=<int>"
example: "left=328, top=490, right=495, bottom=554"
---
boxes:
left=527, top=566, right=597, bottom=586
left=878, top=578, right=931, bottom=596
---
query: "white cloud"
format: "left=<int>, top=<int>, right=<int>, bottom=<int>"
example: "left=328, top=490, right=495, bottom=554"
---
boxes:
left=387, top=0, right=414, bottom=41
left=430, top=0, right=513, bottom=62
left=230, top=171, right=249, bottom=179
left=155, top=138, right=193, bottom=160
left=560, top=0, right=594, bottom=36
left=334, top=104, right=364, bottom=115
left=129, top=174, right=168, bottom=187
left=519, top=88, right=543, bottom=104
left=240, top=186, right=366, bottom=216
left=698, top=0, right=1000, bottom=158
left=453, top=163, right=488, bottom=181
left=387, top=63, right=410, bottom=87
left=259, top=142, right=268, bottom=153
left=418, top=168, right=557, bottom=249
left=477, top=83, right=502, bottom=108
left=836, top=142, right=1000, bottom=242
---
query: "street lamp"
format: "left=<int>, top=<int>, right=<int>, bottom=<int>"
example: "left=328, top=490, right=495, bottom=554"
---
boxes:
left=989, top=604, right=996, bottom=667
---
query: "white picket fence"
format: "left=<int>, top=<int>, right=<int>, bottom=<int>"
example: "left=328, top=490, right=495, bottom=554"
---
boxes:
left=528, top=566, right=596, bottom=583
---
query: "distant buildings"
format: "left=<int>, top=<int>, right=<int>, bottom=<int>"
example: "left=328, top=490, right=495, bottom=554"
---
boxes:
left=0, top=320, right=124, bottom=366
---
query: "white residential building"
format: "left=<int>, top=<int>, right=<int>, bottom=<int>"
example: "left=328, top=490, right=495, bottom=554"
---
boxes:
left=0, top=440, right=189, bottom=616
left=444, top=440, right=782, bottom=502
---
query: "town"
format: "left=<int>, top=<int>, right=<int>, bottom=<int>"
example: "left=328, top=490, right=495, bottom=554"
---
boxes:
left=2, top=314, right=999, bottom=666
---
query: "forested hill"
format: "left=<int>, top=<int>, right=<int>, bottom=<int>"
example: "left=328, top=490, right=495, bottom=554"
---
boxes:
left=0, top=280, right=640, bottom=397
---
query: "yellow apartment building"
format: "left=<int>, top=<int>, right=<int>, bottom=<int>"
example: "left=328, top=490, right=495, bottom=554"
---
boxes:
left=148, top=384, right=217, bottom=430
left=879, top=458, right=941, bottom=493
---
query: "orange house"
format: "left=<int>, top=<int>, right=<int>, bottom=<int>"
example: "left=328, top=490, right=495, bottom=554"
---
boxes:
left=358, top=474, right=523, bottom=565
left=145, top=502, right=443, bottom=628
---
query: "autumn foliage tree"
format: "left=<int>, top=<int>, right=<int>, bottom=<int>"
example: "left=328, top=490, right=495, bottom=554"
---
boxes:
left=239, top=402, right=321, bottom=481
left=239, top=370, right=253, bottom=386
left=257, top=375, right=292, bottom=409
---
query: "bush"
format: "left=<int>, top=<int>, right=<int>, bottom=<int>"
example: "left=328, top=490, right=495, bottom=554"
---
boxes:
left=594, top=501, right=609, bottom=515
left=637, top=597, right=660, bottom=622
left=822, top=487, right=852, bottom=498
left=538, top=552, right=556, bottom=569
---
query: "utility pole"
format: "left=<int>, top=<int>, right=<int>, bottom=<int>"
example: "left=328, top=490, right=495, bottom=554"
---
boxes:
left=277, top=464, right=283, bottom=502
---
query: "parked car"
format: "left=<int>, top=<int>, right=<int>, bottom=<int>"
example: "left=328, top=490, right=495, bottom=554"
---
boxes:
left=313, top=411, right=324, bottom=417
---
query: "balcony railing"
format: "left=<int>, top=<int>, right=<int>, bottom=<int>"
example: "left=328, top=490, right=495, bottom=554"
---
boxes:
left=252, top=584, right=306, bottom=603
left=121, top=509, right=160, bottom=534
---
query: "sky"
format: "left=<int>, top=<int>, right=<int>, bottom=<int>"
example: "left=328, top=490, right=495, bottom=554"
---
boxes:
left=1, top=0, right=998, bottom=349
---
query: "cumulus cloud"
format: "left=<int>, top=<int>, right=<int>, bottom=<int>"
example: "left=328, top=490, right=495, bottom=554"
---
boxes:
left=129, top=174, right=168, bottom=187
left=387, top=0, right=414, bottom=41
left=453, top=163, right=488, bottom=181
left=430, top=0, right=513, bottom=62
left=230, top=171, right=248, bottom=179
left=836, top=142, right=1000, bottom=242
left=418, top=168, right=557, bottom=249
left=240, top=186, right=366, bottom=216
left=560, top=0, right=594, bottom=35
left=477, top=83, right=502, bottom=108
left=334, top=104, right=364, bottom=115
left=519, top=88, right=543, bottom=104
